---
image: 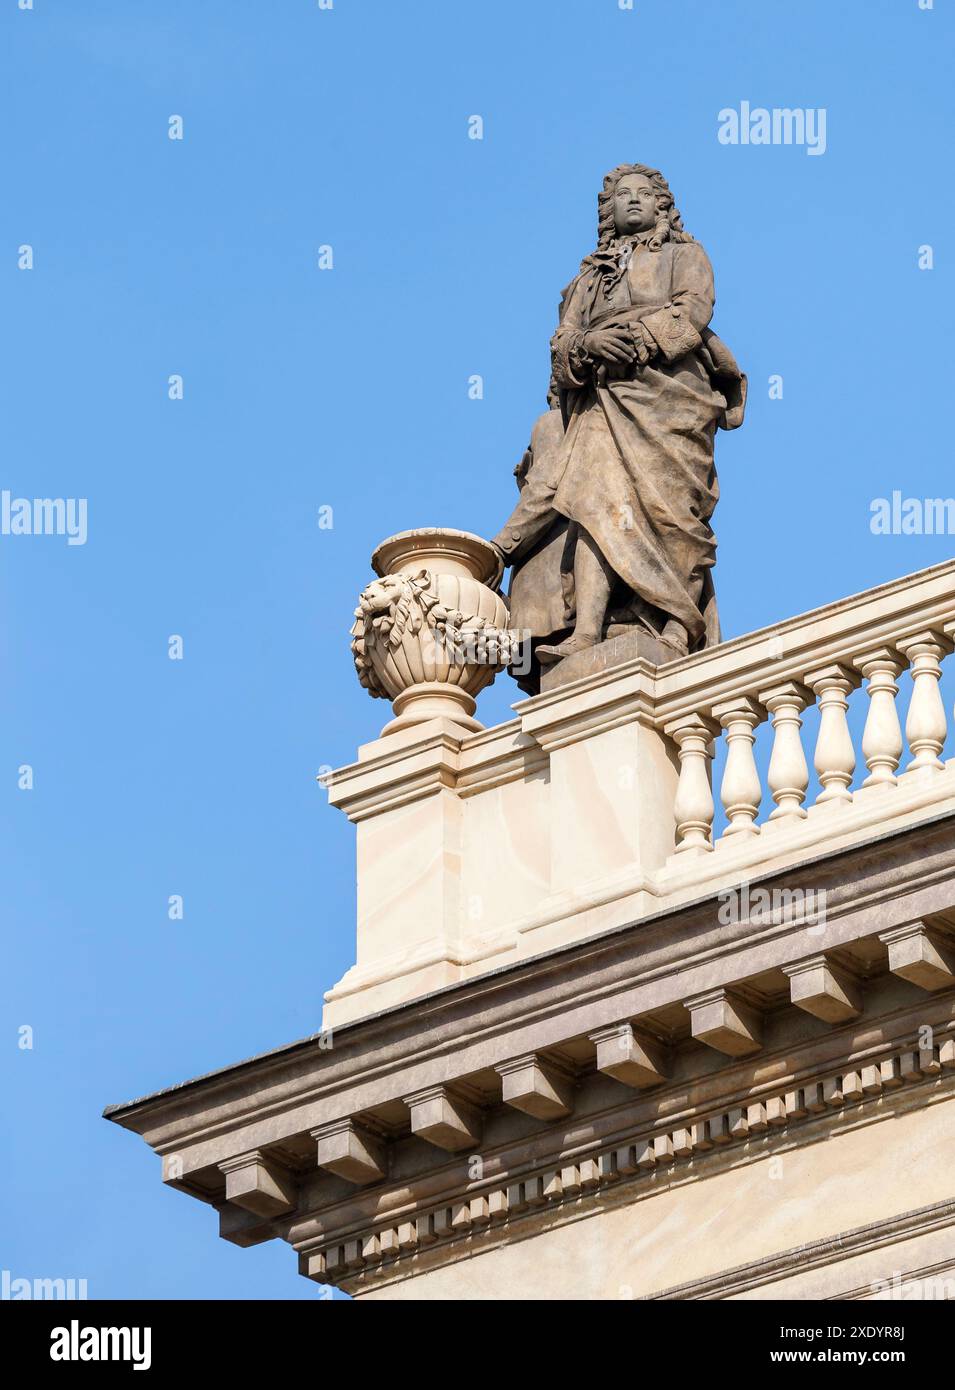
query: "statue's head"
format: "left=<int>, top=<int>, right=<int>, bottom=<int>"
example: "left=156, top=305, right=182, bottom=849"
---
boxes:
left=596, top=164, right=691, bottom=253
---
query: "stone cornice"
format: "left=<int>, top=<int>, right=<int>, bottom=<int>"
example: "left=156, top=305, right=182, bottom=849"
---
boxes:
left=103, top=810, right=955, bottom=1300
left=282, top=995, right=955, bottom=1249
left=326, top=725, right=464, bottom=822
left=110, top=982, right=955, bottom=1293
left=305, top=1024, right=955, bottom=1294
left=106, top=812, right=955, bottom=1157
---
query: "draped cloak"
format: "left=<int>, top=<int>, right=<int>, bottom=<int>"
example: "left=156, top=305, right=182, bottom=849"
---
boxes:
left=507, top=236, right=746, bottom=658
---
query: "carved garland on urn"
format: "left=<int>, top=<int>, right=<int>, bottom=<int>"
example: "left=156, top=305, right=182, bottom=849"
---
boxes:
left=349, top=528, right=517, bottom=737
left=351, top=569, right=521, bottom=699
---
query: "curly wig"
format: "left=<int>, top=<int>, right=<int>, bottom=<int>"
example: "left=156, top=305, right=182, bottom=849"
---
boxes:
left=594, top=163, right=693, bottom=254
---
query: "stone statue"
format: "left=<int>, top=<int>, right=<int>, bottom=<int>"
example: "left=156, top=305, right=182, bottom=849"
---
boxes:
left=491, top=163, right=746, bottom=692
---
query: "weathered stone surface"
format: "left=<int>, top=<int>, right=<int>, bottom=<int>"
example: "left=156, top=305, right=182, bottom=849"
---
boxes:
left=312, top=1119, right=386, bottom=1185
left=492, top=163, right=745, bottom=693
left=322, top=558, right=955, bottom=1026
left=350, top=527, right=514, bottom=737
left=784, top=955, right=863, bottom=1023
left=539, top=627, right=675, bottom=692
left=881, top=922, right=955, bottom=991
left=686, top=988, right=762, bottom=1056
left=590, top=1022, right=668, bottom=1088
left=107, top=805, right=955, bottom=1300
left=102, top=155, right=955, bottom=1305
left=219, top=1151, right=296, bottom=1218
left=405, top=1085, right=481, bottom=1152
left=496, top=1054, right=574, bottom=1120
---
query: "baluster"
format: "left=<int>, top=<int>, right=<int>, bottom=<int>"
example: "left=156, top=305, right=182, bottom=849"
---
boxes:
left=806, top=663, right=860, bottom=806
left=712, top=696, right=766, bottom=838
left=896, top=630, right=953, bottom=774
left=664, top=713, right=719, bottom=855
left=758, top=681, right=812, bottom=825
left=853, top=646, right=905, bottom=787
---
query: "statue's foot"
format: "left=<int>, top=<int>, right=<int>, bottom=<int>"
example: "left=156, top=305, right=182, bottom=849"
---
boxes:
left=536, top=634, right=593, bottom=665
left=659, top=619, right=690, bottom=656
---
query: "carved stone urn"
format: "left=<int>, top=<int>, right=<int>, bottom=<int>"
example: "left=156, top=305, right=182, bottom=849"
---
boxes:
left=350, top=528, right=516, bottom=736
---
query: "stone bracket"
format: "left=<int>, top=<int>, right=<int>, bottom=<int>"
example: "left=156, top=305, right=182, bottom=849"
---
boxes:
left=404, top=1085, right=482, bottom=1152
left=218, top=1201, right=279, bottom=1248
left=880, top=921, right=955, bottom=991
left=685, top=988, right=762, bottom=1056
left=218, top=1150, right=297, bottom=1218
left=590, top=1022, right=669, bottom=1088
left=312, top=1119, right=387, bottom=1185
left=783, top=954, right=863, bottom=1023
left=496, top=1053, right=574, bottom=1120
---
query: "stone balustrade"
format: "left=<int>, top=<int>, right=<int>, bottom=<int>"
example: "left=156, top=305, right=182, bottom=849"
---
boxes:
left=655, top=562, right=955, bottom=858
left=319, top=559, right=955, bottom=1025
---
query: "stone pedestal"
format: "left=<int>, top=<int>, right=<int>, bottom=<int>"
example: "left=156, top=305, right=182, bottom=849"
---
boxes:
left=323, top=641, right=679, bottom=1026
left=540, top=627, right=675, bottom=692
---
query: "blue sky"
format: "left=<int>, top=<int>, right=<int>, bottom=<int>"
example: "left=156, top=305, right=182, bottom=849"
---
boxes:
left=2, top=0, right=953, bottom=1299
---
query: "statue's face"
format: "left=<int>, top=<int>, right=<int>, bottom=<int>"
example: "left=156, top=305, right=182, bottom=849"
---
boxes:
left=613, top=174, right=658, bottom=236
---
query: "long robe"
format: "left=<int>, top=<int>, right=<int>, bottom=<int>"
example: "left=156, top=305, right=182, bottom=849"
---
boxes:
left=548, top=237, right=733, bottom=648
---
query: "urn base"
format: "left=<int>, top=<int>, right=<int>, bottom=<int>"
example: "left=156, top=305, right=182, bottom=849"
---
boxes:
left=379, top=681, right=482, bottom=737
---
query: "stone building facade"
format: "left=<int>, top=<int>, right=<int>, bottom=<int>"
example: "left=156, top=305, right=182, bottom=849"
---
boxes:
left=107, top=556, right=955, bottom=1300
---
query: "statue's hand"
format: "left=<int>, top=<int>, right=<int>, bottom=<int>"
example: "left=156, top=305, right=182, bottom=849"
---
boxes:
left=630, top=323, right=654, bottom=369
left=583, top=328, right=635, bottom=367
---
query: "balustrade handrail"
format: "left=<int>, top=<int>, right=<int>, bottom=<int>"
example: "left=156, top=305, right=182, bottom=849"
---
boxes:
left=654, top=559, right=955, bottom=857
left=652, top=557, right=955, bottom=726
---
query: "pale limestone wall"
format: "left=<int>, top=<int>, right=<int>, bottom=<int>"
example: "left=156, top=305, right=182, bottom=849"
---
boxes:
left=357, top=1094, right=955, bottom=1300
left=355, top=787, right=465, bottom=967
left=461, top=769, right=550, bottom=934
left=544, top=721, right=678, bottom=899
